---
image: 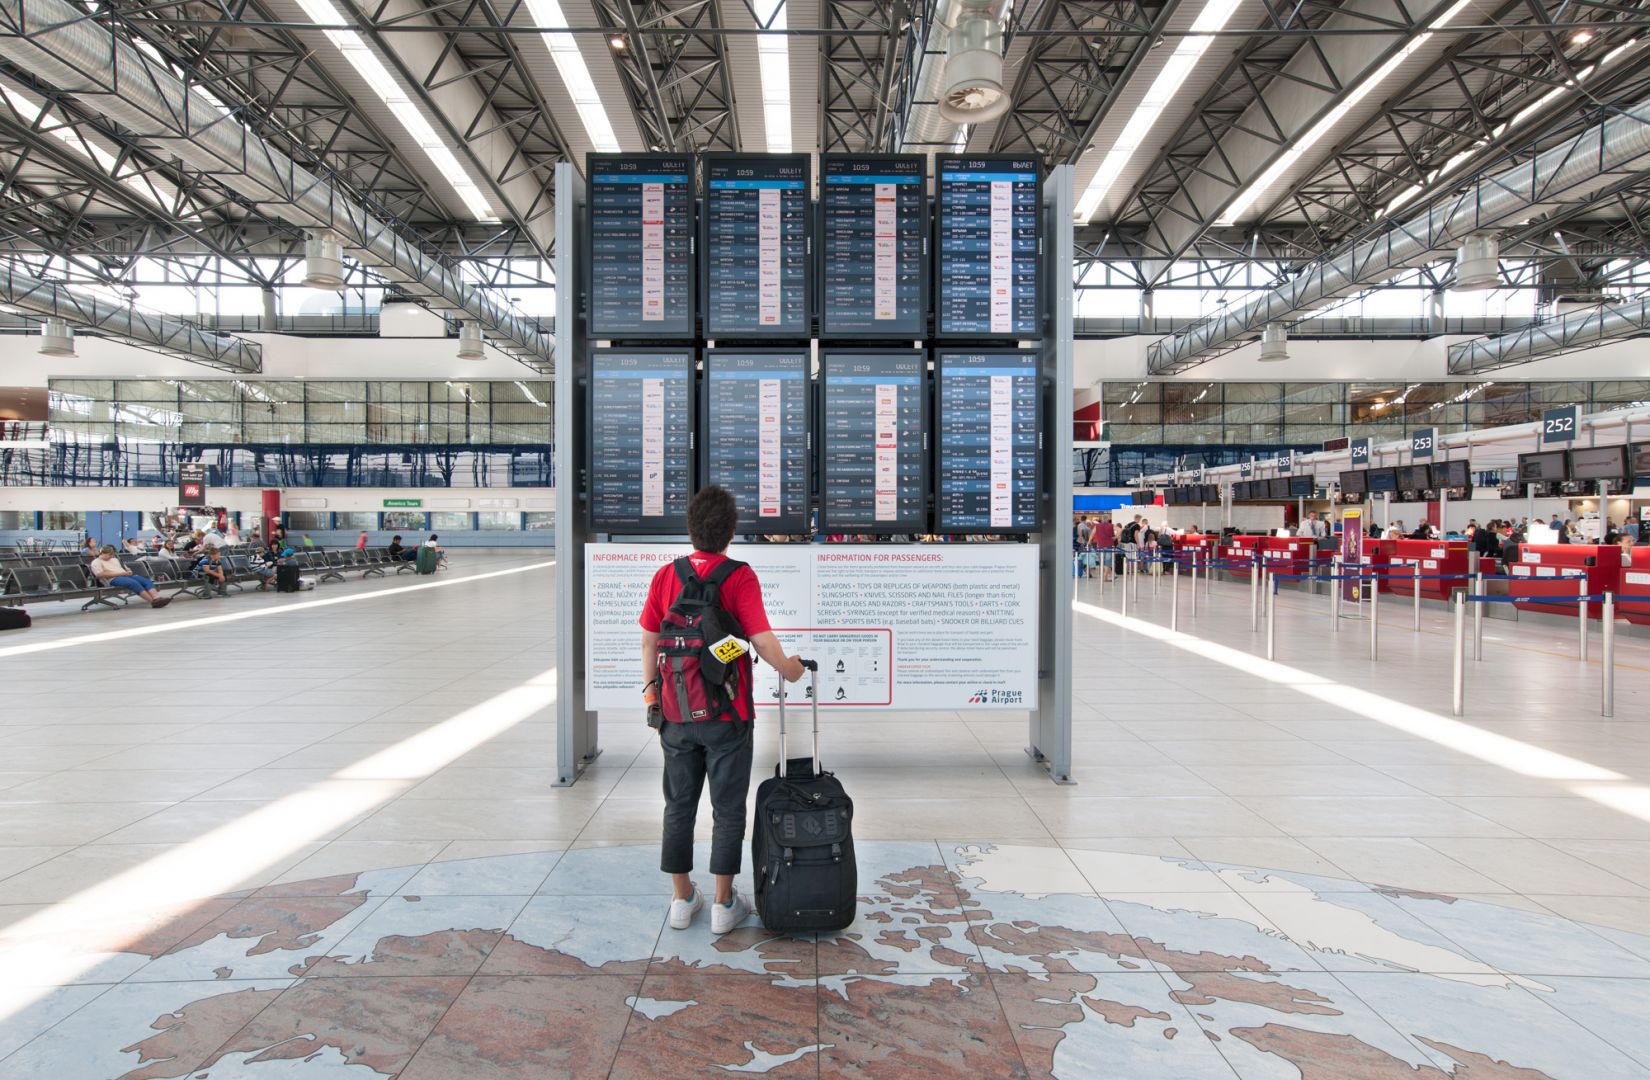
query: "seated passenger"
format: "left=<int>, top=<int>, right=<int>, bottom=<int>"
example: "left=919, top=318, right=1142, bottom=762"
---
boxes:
left=387, top=535, right=415, bottom=561
left=122, top=537, right=144, bottom=555
left=88, top=545, right=171, bottom=608
left=247, top=546, right=279, bottom=588
left=197, top=547, right=229, bottom=598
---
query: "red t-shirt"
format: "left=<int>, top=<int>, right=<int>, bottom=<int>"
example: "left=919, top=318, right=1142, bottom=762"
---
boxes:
left=638, top=552, right=773, bottom=638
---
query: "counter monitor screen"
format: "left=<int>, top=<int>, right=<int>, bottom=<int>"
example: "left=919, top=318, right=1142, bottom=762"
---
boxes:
left=1339, top=469, right=1367, bottom=494
left=704, top=349, right=811, bottom=533
left=587, top=348, right=694, bottom=532
left=1234, top=481, right=1252, bottom=501
left=1568, top=445, right=1629, bottom=481
left=1367, top=467, right=1398, bottom=493
left=1289, top=475, right=1315, bottom=498
left=1634, top=442, right=1650, bottom=477
left=820, top=155, right=926, bottom=337
left=1434, top=459, right=1470, bottom=488
left=586, top=154, right=695, bottom=338
left=1267, top=477, right=1289, bottom=500
left=935, top=156, right=1041, bottom=338
left=1397, top=464, right=1432, bottom=492
left=936, top=349, right=1040, bottom=532
left=1201, top=484, right=1219, bottom=504
left=821, top=350, right=927, bottom=532
left=703, top=154, right=811, bottom=337
left=1518, top=450, right=1567, bottom=482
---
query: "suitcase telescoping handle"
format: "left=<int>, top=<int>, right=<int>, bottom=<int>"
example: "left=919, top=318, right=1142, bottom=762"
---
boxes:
left=777, top=658, right=819, bottom=777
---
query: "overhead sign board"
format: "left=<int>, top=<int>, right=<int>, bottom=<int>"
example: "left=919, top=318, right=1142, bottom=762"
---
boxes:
left=1411, top=427, right=1434, bottom=459
left=177, top=462, right=207, bottom=508
left=1542, top=404, right=1580, bottom=445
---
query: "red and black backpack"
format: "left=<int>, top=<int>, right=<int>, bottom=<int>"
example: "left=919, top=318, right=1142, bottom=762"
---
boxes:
left=656, top=557, right=755, bottom=723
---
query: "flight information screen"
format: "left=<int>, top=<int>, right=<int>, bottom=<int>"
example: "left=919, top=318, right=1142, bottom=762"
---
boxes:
left=704, top=349, right=810, bottom=533
left=703, top=154, right=811, bottom=337
left=936, top=349, right=1039, bottom=531
left=820, top=350, right=927, bottom=532
left=935, top=156, right=1041, bottom=339
left=819, top=155, right=926, bottom=337
left=587, top=348, right=694, bottom=533
left=586, top=154, right=695, bottom=338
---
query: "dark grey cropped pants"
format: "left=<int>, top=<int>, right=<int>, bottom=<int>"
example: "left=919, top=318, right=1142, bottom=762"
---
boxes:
left=659, top=719, right=753, bottom=876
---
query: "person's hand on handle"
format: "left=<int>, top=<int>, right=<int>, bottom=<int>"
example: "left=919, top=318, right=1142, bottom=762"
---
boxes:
left=783, top=655, right=808, bottom=683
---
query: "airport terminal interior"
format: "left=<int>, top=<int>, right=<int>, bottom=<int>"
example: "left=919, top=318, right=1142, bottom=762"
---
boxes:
left=4, top=0, right=1650, bottom=1075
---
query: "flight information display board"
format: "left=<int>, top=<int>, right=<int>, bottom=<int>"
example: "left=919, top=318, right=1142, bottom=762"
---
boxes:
left=820, top=350, right=927, bottom=532
left=703, top=349, right=811, bottom=533
left=935, top=155, right=1041, bottom=339
left=935, top=349, right=1040, bottom=532
left=703, top=154, right=811, bottom=338
left=585, top=154, right=695, bottom=338
left=819, top=155, right=926, bottom=338
left=587, top=348, right=694, bottom=533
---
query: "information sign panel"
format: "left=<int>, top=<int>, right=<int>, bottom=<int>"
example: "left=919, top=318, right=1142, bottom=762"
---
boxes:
left=703, top=349, right=811, bottom=534
left=585, top=543, right=1038, bottom=710
left=1349, top=437, right=1370, bottom=466
left=585, top=153, right=695, bottom=338
left=1340, top=508, right=1364, bottom=602
left=1542, top=404, right=1580, bottom=445
left=819, top=155, right=927, bottom=337
left=935, top=155, right=1041, bottom=339
left=178, top=462, right=207, bottom=508
left=820, top=349, right=927, bottom=533
left=587, top=347, right=694, bottom=533
left=936, top=348, right=1040, bottom=532
left=702, top=154, right=811, bottom=337
left=1411, top=427, right=1435, bottom=459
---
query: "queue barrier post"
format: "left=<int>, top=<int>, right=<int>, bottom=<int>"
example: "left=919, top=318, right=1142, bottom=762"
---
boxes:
left=1121, top=556, right=1130, bottom=618
left=1265, top=572, right=1276, bottom=662
left=1331, top=558, right=1341, bottom=633
left=1602, top=592, right=1616, bottom=717
left=1412, top=565, right=1422, bottom=631
left=1250, top=553, right=1261, bottom=632
left=1579, top=576, right=1589, bottom=663
left=1171, top=562, right=1179, bottom=633
left=1472, top=571, right=1484, bottom=662
left=1369, top=570, right=1379, bottom=661
left=1189, top=555, right=1198, bottom=618
left=1134, top=550, right=1142, bottom=602
left=1452, top=592, right=1466, bottom=717
left=1151, top=552, right=1160, bottom=596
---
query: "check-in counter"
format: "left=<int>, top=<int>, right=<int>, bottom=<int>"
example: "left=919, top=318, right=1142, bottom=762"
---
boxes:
left=1618, top=547, right=1650, bottom=627
left=1260, top=536, right=1316, bottom=580
left=1384, top=540, right=1471, bottom=602
left=1508, top=544, right=1620, bottom=620
left=1217, top=535, right=1267, bottom=579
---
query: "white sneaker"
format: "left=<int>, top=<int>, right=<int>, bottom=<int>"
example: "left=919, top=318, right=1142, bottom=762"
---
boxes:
left=669, top=888, right=703, bottom=930
left=710, top=890, right=750, bottom=935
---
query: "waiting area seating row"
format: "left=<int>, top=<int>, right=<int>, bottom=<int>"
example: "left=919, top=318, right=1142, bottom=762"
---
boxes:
left=0, top=546, right=414, bottom=612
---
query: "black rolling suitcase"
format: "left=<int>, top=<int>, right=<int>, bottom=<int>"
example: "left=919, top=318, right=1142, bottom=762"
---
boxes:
left=275, top=563, right=301, bottom=593
left=752, top=660, right=857, bottom=932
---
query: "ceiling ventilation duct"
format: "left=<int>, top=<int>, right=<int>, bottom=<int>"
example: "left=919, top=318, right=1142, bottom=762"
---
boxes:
left=302, top=232, right=346, bottom=291
left=38, top=317, right=75, bottom=357
left=938, top=1, right=1010, bottom=125
left=1258, top=323, right=1287, bottom=361
left=1453, top=235, right=1501, bottom=291
left=457, top=322, right=485, bottom=360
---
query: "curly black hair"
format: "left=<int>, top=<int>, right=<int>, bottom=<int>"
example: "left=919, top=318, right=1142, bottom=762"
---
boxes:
left=688, top=485, right=739, bottom=553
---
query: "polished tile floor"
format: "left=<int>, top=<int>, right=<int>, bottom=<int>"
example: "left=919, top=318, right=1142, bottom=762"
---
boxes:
left=1, top=556, right=1649, bottom=1078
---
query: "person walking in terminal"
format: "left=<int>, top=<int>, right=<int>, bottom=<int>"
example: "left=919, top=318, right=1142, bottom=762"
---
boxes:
left=88, top=545, right=171, bottom=608
left=639, top=485, right=805, bottom=936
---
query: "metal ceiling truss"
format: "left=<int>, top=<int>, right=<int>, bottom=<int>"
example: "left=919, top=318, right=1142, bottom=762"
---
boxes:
left=818, top=0, right=908, bottom=152
left=588, top=0, right=741, bottom=152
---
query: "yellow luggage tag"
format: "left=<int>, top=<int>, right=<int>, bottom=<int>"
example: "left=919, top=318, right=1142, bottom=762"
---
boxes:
left=709, top=635, right=748, bottom=664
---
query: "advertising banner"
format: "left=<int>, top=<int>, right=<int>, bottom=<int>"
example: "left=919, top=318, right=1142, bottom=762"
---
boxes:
left=177, top=462, right=207, bottom=508
left=1340, top=508, right=1364, bottom=602
left=586, top=543, right=1039, bottom=710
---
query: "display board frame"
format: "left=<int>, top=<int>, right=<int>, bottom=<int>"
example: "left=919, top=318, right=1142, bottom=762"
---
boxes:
left=817, top=346, right=930, bottom=536
left=583, top=152, right=698, bottom=340
left=700, top=346, right=813, bottom=535
left=584, top=345, right=697, bottom=535
left=934, top=154, right=1044, bottom=341
left=817, top=153, right=929, bottom=340
left=934, top=346, right=1043, bottom=534
left=700, top=152, right=814, bottom=340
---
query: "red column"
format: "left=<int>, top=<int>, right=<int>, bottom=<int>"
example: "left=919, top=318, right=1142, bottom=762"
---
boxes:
left=260, top=489, right=281, bottom=541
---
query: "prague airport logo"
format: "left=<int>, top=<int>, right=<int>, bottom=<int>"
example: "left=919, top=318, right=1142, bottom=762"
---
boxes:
left=968, top=688, right=1023, bottom=705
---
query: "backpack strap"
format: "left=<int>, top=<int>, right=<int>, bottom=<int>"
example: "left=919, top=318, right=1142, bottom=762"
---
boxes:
left=703, top=558, right=745, bottom=590
left=672, top=556, right=699, bottom=587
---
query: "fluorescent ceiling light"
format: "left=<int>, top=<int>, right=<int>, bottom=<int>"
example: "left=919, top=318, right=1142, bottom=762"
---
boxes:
left=1073, top=0, right=1243, bottom=222
left=753, top=0, right=792, bottom=153
left=1217, top=0, right=1474, bottom=226
left=294, top=0, right=499, bottom=220
left=524, top=0, right=622, bottom=152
